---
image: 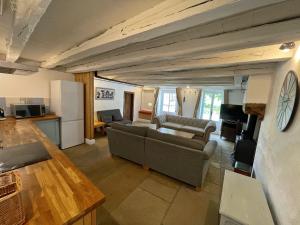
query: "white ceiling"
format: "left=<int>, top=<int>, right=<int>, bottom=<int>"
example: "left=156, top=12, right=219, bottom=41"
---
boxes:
left=0, top=0, right=299, bottom=85
left=0, top=0, right=13, bottom=55
left=18, top=0, right=163, bottom=61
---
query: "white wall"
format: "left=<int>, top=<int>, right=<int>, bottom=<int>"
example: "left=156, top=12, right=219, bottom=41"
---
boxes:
left=0, top=68, right=74, bottom=98
left=94, top=78, right=142, bottom=121
left=141, top=88, right=155, bottom=111
left=228, top=89, right=244, bottom=105
left=244, top=74, right=272, bottom=104
left=253, top=48, right=300, bottom=225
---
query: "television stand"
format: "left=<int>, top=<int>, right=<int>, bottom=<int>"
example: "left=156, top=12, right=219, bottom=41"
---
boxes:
left=220, top=120, right=242, bottom=142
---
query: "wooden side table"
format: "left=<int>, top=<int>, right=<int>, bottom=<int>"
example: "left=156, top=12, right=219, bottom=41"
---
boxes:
left=94, top=121, right=106, bottom=135
left=138, top=110, right=152, bottom=120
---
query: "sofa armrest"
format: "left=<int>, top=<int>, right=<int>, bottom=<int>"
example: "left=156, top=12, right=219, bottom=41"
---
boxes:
left=204, top=121, right=216, bottom=133
left=200, top=121, right=216, bottom=143
left=202, top=141, right=217, bottom=159
left=154, top=114, right=166, bottom=127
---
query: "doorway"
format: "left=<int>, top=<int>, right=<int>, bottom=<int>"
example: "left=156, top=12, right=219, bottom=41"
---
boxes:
left=199, top=90, right=223, bottom=121
left=123, top=92, right=134, bottom=121
left=199, top=90, right=224, bottom=133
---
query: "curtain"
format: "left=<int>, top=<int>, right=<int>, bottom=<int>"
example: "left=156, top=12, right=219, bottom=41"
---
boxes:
left=193, top=89, right=202, bottom=118
left=151, top=87, right=160, bottom=123
left=224, top=90, right=229, bottom=104
left=176, top=88, right=183, bottom=116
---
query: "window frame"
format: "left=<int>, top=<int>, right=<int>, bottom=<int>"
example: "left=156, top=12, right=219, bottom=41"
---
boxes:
left=199, top=90, right=224, bottom=121
left=158, top=89, right=177, bottom=115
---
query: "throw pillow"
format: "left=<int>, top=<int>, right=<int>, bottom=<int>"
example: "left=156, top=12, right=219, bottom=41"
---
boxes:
left=113, top=111, right=123, bottom=121
left=101, top=115, right=113, bottom=123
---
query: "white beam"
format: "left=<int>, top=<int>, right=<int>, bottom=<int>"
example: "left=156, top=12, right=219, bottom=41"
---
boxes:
left=0, top=59, right=39, bottom=72
left=114, top=78, right=235, bottom=86
left=117, top=76, right=234, bottom=82
left=86, top=45, right=292, bottom=75
left=101, top=63, right=276, bottom=81
left=66, top=15, right=300, bottom=74
left=43, top=0, right=285, bottom=68
left=0, top=0, right=3, bottom=16
left=118, top=76, right=234, bottom=84
left=6, top=0, right=52, bottom=62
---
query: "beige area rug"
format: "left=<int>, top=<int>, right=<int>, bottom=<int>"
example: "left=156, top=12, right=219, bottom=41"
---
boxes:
left=64, top=133, right=234, bottom=225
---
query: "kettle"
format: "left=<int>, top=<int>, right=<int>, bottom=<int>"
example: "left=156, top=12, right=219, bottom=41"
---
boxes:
left=0, top=108, right=4, bottom=118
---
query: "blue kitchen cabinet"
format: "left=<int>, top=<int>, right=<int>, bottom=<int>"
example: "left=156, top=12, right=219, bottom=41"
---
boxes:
left=35, top=119, right=60, bottom=146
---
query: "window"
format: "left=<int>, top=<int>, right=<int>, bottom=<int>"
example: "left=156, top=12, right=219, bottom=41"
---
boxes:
left=162, top=92, right=176, bottom=113
left=158, top=89, right=177, bottom=114
left=199, top=90, right=223, bottom=121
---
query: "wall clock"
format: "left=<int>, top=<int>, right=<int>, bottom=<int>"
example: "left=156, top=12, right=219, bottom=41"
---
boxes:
left=276, top=71, right=299, bottom=131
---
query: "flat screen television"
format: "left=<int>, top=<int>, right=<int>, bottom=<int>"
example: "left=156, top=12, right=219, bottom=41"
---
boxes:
left=220, top=104, right=248, bottom=123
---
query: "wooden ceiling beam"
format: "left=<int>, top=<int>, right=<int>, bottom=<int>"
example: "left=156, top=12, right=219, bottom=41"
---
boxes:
left=88, top=45, right=292, bottom=75
left=66, top=18, right=300, bottom=74
left=65, top=0, right=300, bottom=73
left=100, top=63, right=276, bottom=80
left=6, top=0, right=52, bottom=62
left=0, top=59, right=38, bottom=72
left=42, top=0, right=285, bottom=68
left=119, top=79, right=234, bottom=85
left=117, top=79, right=235, bottom=86
left=116, top=76, right=234, bottom=82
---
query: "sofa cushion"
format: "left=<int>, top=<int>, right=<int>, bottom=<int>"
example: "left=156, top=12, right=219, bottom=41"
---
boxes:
left=101, top=114, right=113, bottom=123
left=111, top=123, right=148, bottom=136
left=165, top=115, right=209, bottom=128
left=98, top=109, right=123, bottom=122
left=112, top=110, right=123, bottom=121
left=181, top=126, right=205, bottom=136
left=162, top=122, right=183, bottom=129
left=186, top=119, right=209, bottom=128
left=115, top=120, right=132, bottom=125
left=147, top=129, right=205, bottom=150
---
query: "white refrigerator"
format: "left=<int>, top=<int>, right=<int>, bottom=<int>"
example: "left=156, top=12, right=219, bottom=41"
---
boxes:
left=50, top=80, right=84, bottom=149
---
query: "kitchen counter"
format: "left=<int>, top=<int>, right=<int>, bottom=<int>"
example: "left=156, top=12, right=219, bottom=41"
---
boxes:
left=0, top=116, right=105, bottom=225
left=30, top=114, right=61, bottom=121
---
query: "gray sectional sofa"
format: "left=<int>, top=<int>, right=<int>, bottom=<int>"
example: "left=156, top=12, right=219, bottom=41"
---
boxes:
left=107, top=123, right=217, bottom=189
left=154, top=115, right=216, bottom=143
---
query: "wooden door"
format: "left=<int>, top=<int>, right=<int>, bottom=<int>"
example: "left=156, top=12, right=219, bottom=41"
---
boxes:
left=123, top=92, right=134, bottom=121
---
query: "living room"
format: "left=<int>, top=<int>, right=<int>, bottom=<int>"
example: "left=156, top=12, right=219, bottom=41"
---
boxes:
left=0, top=1, right=300, bottom=225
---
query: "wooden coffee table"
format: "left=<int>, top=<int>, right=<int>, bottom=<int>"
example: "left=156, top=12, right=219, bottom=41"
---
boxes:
left=157, top=127, right=195, bottom=139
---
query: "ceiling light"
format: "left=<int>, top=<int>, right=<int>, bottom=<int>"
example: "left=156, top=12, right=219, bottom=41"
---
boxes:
left=186, top=86, right=190, bottom=89
left=279, top=42, right=295, bottom=52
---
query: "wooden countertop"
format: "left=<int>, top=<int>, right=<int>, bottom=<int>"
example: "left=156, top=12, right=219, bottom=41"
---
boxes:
left=0, top=116, right=105, bottom=225
left=29, top=114, right=60, bottom=121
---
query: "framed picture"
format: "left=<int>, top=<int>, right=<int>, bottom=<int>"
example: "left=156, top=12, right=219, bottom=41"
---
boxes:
left=95, top=87, right=115, bottom=100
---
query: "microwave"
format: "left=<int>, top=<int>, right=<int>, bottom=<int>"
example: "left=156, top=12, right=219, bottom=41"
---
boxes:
left=11, top=104, right=46, bottom=118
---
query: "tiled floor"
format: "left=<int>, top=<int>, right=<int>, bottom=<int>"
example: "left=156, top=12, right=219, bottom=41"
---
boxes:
left=64, top=133, right=234, bottom=225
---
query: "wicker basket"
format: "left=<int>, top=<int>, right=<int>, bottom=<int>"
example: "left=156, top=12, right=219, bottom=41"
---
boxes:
left=0, top=172, right=21, bottom=198
left=0, top=172, right=25, bottom=225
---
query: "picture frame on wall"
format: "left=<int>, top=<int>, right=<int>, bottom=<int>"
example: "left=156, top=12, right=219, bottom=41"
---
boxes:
left=95, top=87, right=115, bottom=100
